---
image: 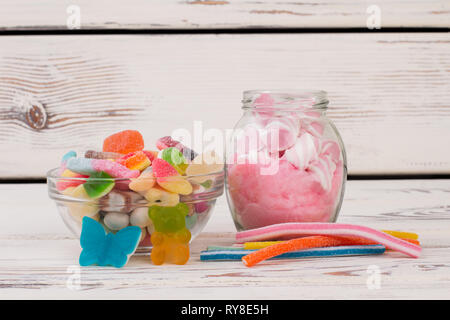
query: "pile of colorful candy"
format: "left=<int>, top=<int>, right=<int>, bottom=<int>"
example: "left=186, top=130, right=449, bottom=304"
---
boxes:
left=201, top=223, right=421, bottom=266
left=50, top=130, right=224, bottom=267
left=226, top=92, right=346, bottom=230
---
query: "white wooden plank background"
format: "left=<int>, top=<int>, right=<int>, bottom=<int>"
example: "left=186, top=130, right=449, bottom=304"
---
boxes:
left=0, top=0, right=449, bottom=30
left=0, top=179, right=448, bottom=299
left=0, top=33, right=449, bottom=177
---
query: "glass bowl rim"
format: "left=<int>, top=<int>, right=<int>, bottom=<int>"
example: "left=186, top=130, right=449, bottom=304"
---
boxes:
left=46, top=167, right=225, bottom=181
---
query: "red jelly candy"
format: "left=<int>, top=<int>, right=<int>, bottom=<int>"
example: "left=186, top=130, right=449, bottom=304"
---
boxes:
left=103, top=130, right=144, bottom=154
left=152, top=158, right=178, bottom=178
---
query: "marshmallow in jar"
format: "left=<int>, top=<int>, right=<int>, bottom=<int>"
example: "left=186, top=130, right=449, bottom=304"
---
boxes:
left=225, top=90, right=347, bottom=231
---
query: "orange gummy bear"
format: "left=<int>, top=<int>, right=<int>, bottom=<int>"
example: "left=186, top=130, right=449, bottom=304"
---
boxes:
left=103, top=130, right=144, bottom=154
left=150, top=229, right=191, bottom=265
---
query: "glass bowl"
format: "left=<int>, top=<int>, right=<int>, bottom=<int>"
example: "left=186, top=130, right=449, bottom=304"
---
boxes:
left=47, top=168, right=224, bottom=254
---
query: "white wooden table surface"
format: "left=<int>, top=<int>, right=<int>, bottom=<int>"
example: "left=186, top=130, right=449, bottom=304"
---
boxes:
left=0, top=179, right=448, bottom=300
left=0, top=0, right=449, bottom=301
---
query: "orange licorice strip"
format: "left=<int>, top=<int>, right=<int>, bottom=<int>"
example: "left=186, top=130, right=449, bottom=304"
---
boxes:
left=244, top=237, right=419, bottom=250
left=242, top=235, right=361, bottom=267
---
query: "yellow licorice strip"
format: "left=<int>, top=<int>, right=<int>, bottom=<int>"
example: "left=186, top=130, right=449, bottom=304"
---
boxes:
left=244, top=241, right=284, bottom=250
left=382, top=230, right=419, bottom=240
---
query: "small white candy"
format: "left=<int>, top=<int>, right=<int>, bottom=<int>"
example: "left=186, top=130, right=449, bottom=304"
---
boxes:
left=130, top=207, right=151, bottom=228
left=103, top=212, right=130, bottom=231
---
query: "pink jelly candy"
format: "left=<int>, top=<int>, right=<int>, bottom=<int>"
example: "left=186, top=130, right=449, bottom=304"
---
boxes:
left=156, top=136, right=197, bottom=160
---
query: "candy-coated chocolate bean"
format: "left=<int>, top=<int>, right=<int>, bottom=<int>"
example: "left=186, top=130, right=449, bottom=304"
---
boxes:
left=103, top=212, right=130, bottom=231
left=130, top=207, right=152, bottom=228
left=99, top=190, right=144, bottom=213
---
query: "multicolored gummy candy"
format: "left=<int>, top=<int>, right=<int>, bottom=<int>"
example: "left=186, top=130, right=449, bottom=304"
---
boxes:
left=56, top=130, right=221, bottom=267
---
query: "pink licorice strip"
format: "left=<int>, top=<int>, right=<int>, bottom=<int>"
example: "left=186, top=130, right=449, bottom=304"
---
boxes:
left=236, top=223, right=421, bottom=258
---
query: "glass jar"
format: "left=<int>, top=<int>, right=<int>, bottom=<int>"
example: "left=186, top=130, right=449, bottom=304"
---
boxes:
left=225, top=90, right=347, bottom=231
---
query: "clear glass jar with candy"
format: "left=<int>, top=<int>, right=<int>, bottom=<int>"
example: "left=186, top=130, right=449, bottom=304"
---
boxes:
left=225, top=90, right=347, bottom=231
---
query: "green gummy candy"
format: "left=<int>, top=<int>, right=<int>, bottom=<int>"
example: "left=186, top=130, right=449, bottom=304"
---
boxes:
left=159, top=147, right=188, bottom=174
left=83, top=171, right=115, bottom=199
left=148, top=202, right=189, bottom=233
left=200, top=179, right=212, bottom=189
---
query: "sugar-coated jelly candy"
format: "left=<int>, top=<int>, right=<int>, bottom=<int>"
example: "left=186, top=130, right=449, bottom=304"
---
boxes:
left=62, top=186, right=100, bottom=222
left=57, top=169, right=88, bottom=191
left=156, top=136, right=197, bottom=160
left=129, top=167, right=155, bottom=192
left=158, top=147, right=188, bottom=175
left=157, top=176, right=193, bottom=195
left=116, top=151, right=151, bottom=171
left=83, top=171, right=115, bottom=199
left=150, top=230, right=191, bottom=265
left=152, top=158, right=178, bottom=177
left=148, top=203, right=189, bottom=233
left=85, top=150, right=122, bottom=160
left=185, top=151, right=223, bottom=184
left=152, top=158, right=193, bottom=195
left=103, top=130, right=144, bottom=154
left=144, top=186, right=179, bottom=207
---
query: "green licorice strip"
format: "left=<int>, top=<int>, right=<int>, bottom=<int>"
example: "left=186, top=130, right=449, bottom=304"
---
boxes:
left=207, top=245, right=244, bottom=251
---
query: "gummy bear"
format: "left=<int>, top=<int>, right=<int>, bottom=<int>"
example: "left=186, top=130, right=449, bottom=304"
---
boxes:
left=150, top=230, right=191, bottom=265
left=148, top=203, right=191, bottom=265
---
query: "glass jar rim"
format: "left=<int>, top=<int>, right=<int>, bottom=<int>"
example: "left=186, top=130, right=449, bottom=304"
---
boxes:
left=242, top=90, right=329, bottom=111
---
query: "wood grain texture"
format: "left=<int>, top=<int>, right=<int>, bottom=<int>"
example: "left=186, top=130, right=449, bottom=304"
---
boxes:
left=0, top=0, right=449, bottom=30
left=0, top=33, right=449, bottom=177
left=0, top=179, right=449, bottom=299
